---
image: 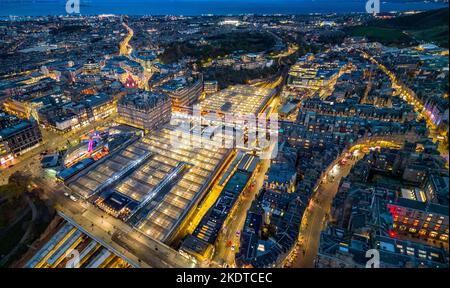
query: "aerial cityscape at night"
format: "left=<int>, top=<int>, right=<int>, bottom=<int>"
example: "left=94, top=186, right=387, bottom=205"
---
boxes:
left=0, top=0, right=448, bottom=275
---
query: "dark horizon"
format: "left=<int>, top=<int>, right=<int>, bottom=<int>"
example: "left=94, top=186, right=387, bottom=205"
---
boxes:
left=0, top=0, right=448, bottom=17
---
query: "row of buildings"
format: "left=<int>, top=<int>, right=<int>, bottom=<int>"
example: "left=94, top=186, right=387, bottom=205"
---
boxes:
left=278, top=45, right=446, bottom=268
left=370, top=44, right=449, bottom=134
left=286, top=52, right=346, bottom=95
left=3, top=64, right=211, bottom=136
left=236, top=142, right=306, bottom=268
left=317, top=141, right=448, bottom=268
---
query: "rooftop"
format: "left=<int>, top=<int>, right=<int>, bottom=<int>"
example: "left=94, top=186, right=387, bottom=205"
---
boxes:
left=68, top=123, right=231, bottom=242
left=0, top=112, right=35, bottom=139
left=118, top=91, right=170, bottom=111
left=390, top=197, right=448, bottom=216
left=199, top=85, right=275, bottom=115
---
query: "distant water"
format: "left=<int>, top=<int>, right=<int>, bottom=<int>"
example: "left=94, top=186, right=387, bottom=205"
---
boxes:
left=0, top=0, right=448, bottom=16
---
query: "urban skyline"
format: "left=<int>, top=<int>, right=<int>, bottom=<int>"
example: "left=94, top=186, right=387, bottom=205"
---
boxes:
left=0, top=0, right=448, bottom=274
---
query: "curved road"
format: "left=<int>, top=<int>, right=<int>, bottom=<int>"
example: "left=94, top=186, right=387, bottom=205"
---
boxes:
left=288, top=135, right=415, bottom=268
left=120, top=22, right=134, bottom=56
left=358, top=48, right=448, bottom=166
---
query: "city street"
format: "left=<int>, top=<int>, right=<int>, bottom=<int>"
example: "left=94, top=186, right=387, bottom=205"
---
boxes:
left=120, top=21, right=134, bottom=56
left=290, top=155, right=359, bottom=268
left=359, top=49, right=449, bottom=166
left=213, top=157, right=271, bottom=267
left=289, top=136, right=407, bottom=268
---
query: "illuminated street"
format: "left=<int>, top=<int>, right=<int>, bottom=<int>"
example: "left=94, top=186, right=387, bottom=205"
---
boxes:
left=289, top=137, right=412, bottom=268
left=291, top=156, right=358, bottom=268
left=120, top=21, right=134, bottom=56
left=358, top=49, right=449, bottom=166
left=213, top=157, right=271, bottom=267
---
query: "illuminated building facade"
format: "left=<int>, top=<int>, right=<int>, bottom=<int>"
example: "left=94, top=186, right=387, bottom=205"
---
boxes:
left=3, top=97, right=33, bottom=119
left=203, top=80, right=219, bottom=95
left=117, top=91, right=172, bottom=132
left=0, top=112, right=42, bottom=160
left=388, top=199, right=449, bottom=243
left=423, top=174, right=449, bottom=206
left=83, top=58, right=101, bottom=74
left=160, top=74, right=203, bottom=108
